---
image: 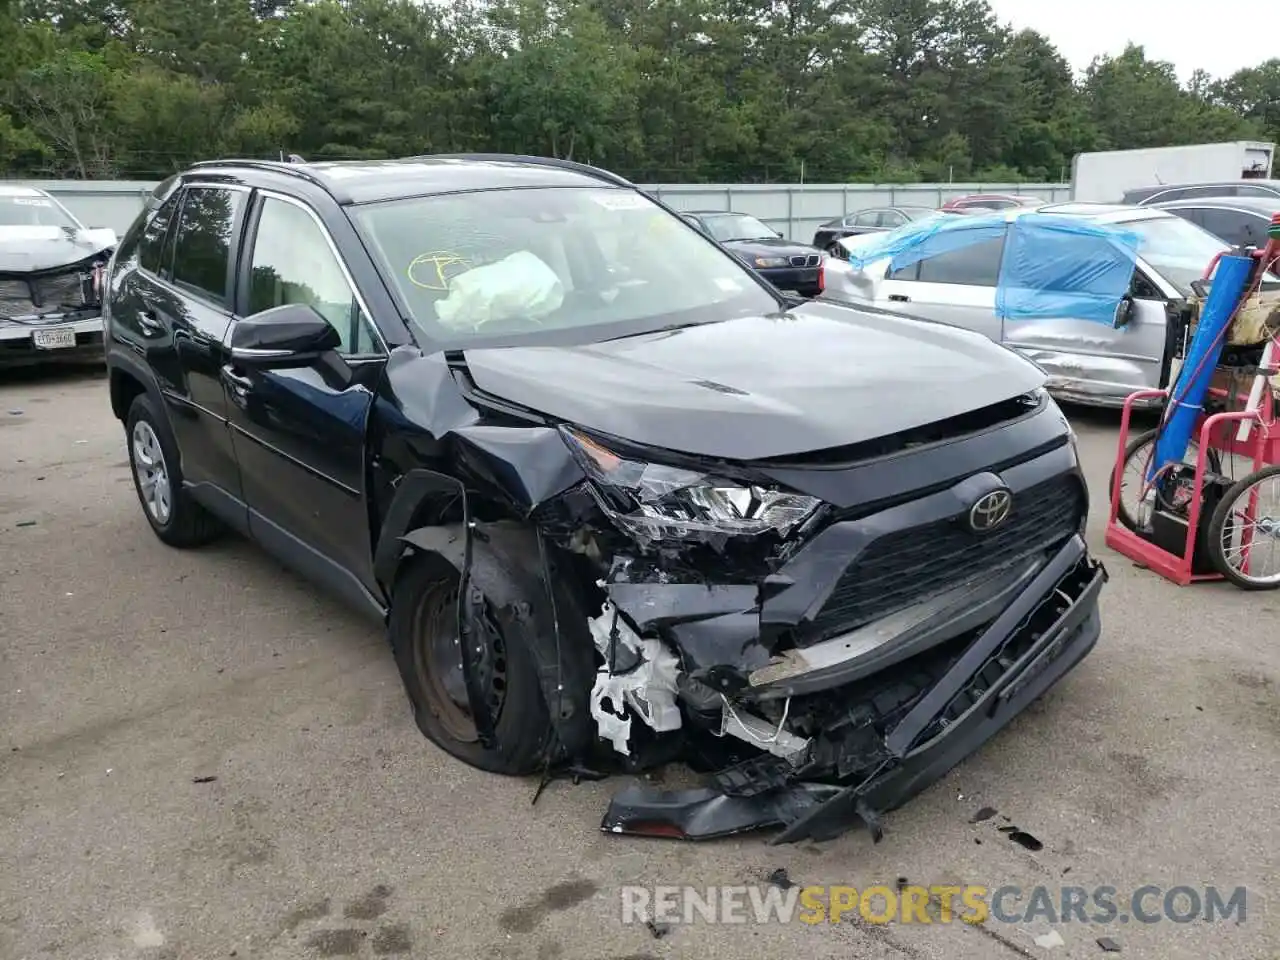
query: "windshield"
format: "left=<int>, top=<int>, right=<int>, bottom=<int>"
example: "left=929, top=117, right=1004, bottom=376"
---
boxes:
left=0, top=193, right=80, bottom=228
left=351, top=187, right=779, bottom=346
left=700, top=213, right=775, bottom=242
left=1125, top=215, right=1279, bottom=294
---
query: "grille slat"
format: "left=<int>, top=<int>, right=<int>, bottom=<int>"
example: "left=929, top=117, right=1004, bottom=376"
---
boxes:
left=805, top=474, right=1084, bottom=642
left=789, top=254, right=820, bottom=267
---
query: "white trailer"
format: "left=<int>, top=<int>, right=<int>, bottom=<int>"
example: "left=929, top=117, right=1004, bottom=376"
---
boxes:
left=1070, top=141, right=1275, bottom=202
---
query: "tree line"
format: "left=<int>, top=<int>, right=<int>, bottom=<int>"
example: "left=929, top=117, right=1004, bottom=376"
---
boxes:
left=2, top=0, right=1278, bottom=184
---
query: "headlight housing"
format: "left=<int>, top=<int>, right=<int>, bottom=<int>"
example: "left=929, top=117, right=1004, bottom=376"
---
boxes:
left=560, top=427, right=821, bottom=542
left=753, top=255, right=790, bottom=268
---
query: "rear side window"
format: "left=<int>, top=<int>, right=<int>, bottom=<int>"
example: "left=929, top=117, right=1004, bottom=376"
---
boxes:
left=139, top=193, right=181, bottom=276
left=1235, top=184, right=1280, bottom=199
left=170, top=186, right=246, bottom=305
left=1197, top=208, right=1263, bottom=246
left=891, top=235, right=1005, bottom=286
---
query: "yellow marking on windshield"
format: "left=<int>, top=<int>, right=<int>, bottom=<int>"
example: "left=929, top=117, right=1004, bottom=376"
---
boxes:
left=408, top=251, right=472, bottom=290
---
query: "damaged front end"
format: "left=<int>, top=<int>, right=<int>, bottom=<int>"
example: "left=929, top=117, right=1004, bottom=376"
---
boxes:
left=378, top=350, right=1105, bottom=846
left=539, top=402, right=1106, bottom=845
left=0, top=233, right=113, bottom=366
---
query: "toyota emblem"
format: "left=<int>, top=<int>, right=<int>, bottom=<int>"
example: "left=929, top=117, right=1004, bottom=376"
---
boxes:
left=968, top=489, right=1013, bottom=532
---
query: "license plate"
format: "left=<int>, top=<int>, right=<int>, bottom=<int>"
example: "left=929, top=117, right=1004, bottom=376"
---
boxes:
left=32, top=328, right=77, bottom=350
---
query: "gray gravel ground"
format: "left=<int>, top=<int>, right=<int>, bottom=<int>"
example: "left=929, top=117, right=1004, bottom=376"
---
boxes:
left=0, top=367, right=1276, bottom=960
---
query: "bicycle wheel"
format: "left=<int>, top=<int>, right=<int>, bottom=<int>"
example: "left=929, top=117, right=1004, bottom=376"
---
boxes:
left=1205, top=463, right=1280, bottom=590
left=1112, top=427, right=1221, bottom=532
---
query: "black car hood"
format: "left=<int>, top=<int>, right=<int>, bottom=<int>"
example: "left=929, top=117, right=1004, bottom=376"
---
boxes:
left=461, top=300, right=1047, bottom=461
left=721, top=236, right=817, bottom=259
left=0, top=226, right=116, bottom=273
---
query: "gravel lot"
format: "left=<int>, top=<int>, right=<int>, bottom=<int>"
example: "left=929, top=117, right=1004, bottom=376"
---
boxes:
left=1, top=367, right=1275, bottom=960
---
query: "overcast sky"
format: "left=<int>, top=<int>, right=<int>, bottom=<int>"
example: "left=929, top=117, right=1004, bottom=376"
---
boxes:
left=985, top=0, right=1273, bottom=82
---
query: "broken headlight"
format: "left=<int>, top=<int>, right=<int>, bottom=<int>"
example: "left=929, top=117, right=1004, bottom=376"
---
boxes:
left=560, top=427, right=821, bottom=541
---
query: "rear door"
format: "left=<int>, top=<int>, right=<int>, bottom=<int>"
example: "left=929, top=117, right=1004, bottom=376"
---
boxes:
left=118, top=183, right=249, bottom=507
left=876, top=231, right=1005, bottom=342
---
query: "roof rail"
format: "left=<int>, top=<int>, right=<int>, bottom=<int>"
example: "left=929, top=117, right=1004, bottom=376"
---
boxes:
left=186, top=158, right=332, bottom=192
left=407, top=153, right=634, bottom=188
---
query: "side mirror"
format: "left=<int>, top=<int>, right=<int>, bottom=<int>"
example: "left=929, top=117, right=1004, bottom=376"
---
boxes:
left=230, top=302, right=342, bottom=364
left=1113, top=295, right=1135, bottom=329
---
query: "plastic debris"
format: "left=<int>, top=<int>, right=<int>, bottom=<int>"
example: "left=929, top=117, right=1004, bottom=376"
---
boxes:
left=1009, top=830, right=1044, bottom=852
left=1034, top=930, right=1065, bottom=949
left=1097, top=936, right=1122, bottom=952
left=767, top=868, right=793, bottom=890
left=970, top=806, right=998, bottom=823
left=192, top=776, right=218, bottom=784
left=644, top=920, right=671, bottom=939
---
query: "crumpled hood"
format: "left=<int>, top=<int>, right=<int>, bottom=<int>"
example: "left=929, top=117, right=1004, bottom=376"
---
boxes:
left=722, top=236, right=817, bottom=260
left=462, top=300, right=1047, bottom=460
left=0, top=226, right=116, bottom=273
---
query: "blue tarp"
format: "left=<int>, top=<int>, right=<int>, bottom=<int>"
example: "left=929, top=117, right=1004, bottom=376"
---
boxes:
left=846, top=212, right=1143, bottom=324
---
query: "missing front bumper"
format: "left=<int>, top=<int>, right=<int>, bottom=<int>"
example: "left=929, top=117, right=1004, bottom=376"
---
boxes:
left=600, top=536, right=1105, bottom=844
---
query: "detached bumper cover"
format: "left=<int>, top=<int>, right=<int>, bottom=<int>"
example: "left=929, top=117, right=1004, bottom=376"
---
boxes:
left=601, top=535, right=1105, bottom=844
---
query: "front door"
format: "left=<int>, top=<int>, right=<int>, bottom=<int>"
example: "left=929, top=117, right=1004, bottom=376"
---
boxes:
left=222, top=191, right=389, bottom=607
left=1001, top=268, right=1172, bottom=395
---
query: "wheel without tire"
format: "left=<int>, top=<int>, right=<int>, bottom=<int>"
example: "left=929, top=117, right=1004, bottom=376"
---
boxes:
left=125, top=393, right=222, bottom=547
left=1112, top=426, right=1220, bottom=532
left=1205, top=463, right=1280, bottom=590
left=388, top=557, right=554, bottom=775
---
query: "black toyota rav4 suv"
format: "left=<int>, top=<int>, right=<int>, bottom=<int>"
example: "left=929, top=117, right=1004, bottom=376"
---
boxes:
left=103, top=155, right=1104, bottom=842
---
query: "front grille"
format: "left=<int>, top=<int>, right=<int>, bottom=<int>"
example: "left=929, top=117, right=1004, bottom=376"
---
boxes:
left=0, top=271, right=90, bottom=319
left=789, top=254, right=820, bottom=267
left=805, top=473, right=1084, bottom=642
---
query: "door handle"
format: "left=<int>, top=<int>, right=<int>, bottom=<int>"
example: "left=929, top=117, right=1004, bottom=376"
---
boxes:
left=221, top=365, right=253, bottom=395
left=888, top=293, right=910, bottom=302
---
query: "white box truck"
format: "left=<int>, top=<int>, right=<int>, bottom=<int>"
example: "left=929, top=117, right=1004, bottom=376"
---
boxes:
left=1070, top=141, right=1275, bottom=202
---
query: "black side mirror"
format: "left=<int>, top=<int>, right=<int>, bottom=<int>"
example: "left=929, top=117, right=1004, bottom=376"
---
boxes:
left=1113, top=294, right=1135, bottom=329
left=230, top=302, right=342, bottom=364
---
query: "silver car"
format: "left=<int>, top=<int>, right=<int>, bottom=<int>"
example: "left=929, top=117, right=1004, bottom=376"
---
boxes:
left=822, top=202, right=1272, bottom=407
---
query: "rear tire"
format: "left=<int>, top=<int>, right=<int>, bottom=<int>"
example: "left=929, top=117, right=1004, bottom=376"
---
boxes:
left=125, top=393, right=222, bottom=548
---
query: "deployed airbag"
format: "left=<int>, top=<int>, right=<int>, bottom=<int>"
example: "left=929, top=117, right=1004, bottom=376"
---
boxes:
left=435, top=250, right=564, bottom=329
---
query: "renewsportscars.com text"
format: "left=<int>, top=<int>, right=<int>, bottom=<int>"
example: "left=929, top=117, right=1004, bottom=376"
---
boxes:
left=620, top=884, right=1248, bottom=926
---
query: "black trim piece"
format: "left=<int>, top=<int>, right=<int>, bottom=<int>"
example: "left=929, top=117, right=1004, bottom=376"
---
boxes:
left=884, top=534, right=1086, bottom=757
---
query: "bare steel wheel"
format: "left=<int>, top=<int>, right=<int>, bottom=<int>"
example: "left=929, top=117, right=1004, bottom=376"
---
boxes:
left=388, top=558, right=553, bottom=775
left=1206, top=464, right=1280, bottom=590
left=410, top=580, right=508, bottom=744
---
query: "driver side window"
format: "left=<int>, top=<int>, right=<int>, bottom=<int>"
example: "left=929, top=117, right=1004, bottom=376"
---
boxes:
left=248, top=197, right=381, bottom=356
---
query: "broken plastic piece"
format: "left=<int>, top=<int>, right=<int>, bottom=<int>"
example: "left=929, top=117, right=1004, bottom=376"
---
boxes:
left=1034, top=930, right=1065, bottom=949
left=1096, top=936, right=1121, bottom=952
left=600, top=783, right=841, bottom=841
left=588, top=600, right=682, bottom=756
left=970, top=805, right=997, bottom=823
left=767, top=868, right=793, bottom=889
